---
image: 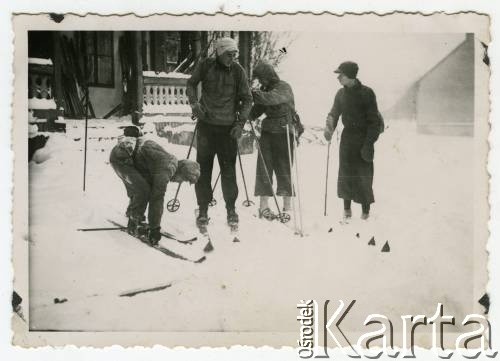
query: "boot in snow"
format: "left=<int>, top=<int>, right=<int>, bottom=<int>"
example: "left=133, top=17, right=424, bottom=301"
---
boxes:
left=227, top=208, right=239, bottom=225
left=196, top=208, right=209, bottom=227
left=258, top=207, right=276, bottom=221
left=127, top=217, right=140, bottom=235
left=148, top=227, right=161, bottom=246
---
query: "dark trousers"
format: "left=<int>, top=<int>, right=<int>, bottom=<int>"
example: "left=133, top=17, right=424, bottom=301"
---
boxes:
left=111, top=163, right=165, bottom=229
left=195, top=122, right=238, bottom=211
left=254, top=131, right=294, bottom=197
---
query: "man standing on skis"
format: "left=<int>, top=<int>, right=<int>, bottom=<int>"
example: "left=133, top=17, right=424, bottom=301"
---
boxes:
left=186, top=37, right=252, bottom=229
left=110, top=126, right=200, bottom=245
left=323, top=61, right=382, bottom=220
left=250, top=61, right=296, bottom=220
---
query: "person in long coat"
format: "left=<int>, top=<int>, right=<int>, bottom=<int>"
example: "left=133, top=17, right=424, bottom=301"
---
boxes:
left=250, top=61, right=296, bottom=219
left=323, top=61, right=381, bottom=220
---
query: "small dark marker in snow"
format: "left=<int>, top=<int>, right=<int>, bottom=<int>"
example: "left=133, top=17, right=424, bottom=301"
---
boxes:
left=328, top=228, right=333, bottom=233
left=478, top=293, right=490, bottom=314
left=203, top=240, right=214, bottom=253
left=54, top=298, right=68, bottom=304
left=381, top=241, right=390, bottom=253
left=356, top=233, right=360, bottom=238
left=74, top=138, right=81, bottom=141
left=368, top=237, right=375, bottom=246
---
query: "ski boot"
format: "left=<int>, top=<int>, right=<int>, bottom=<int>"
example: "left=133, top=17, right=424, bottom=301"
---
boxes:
left=258, top=207, right=276, bottom=221
left=127, top=217, right=141, bottom=235
left=227, top=208, right=239, bottom=232
left=361, top=212, right=370, bottom=220
left=148, top=227, right=161, bottom=246
left=196, top=208, right=209, bottom=233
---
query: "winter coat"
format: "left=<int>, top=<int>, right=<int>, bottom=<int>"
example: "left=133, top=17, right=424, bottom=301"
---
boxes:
left=250, top=62, right=295, bottom=134
left=325, top=80, right=380, bottom=205
left=187, top=57, right=253, bottom=126
left=109, top=136, right=135, bottom=168
left=132, top=138, right=178, bottom=195
left=326, top=79, right=381, bottom=148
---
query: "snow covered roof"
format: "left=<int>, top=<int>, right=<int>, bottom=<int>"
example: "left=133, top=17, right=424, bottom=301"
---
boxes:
left=143, top=71, right=190, bottom=79
left=28, top=58, right=53, bottom=66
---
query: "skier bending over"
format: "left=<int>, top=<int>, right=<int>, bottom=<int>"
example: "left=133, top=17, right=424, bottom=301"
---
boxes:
left=250, top=61, right=296, bottom=220
left=110, top=126, right=200, bottom=245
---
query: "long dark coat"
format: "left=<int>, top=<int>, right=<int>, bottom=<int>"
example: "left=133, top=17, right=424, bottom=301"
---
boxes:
left=325, top=80, right=381, bottom=205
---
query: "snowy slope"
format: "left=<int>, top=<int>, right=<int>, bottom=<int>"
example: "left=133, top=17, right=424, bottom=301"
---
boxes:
left=28, top=118, right=477, bottom=333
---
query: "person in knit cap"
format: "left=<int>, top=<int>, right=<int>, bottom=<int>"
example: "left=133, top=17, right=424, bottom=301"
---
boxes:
left=250, top=61, right=296, bottom=220
left=323, top=61, right=383, bottom=221
left=110, top=125, right=200, bottom=245
left=186, top=37, right=252, bottom=228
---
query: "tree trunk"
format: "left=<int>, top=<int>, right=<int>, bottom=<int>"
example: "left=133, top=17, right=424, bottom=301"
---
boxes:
left=238, top=31, right=252, bottom=79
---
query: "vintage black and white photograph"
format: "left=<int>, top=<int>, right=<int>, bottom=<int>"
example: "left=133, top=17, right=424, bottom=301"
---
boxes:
left=11, top=12, right=490, bottom=348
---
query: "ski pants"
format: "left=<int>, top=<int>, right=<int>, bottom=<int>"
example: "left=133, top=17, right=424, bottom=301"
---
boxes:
left=254, top=131, right=294, bottom=197
left=195, top=122, right=238, bottom=211
left=111, top=162, right=166, bottom=229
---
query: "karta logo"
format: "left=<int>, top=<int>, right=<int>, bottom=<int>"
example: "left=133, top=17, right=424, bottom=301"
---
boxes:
left=296, top=300, right=497, bottom=359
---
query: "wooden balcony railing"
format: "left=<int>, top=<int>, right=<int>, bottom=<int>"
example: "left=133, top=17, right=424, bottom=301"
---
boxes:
left=28, top=60, right=55, bottom=105
left=142, top=72, right=191, bottom=116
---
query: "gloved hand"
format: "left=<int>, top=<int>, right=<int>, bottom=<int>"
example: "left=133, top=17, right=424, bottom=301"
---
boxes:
left=361, top=143, right=374, bottom=162
left=230, top=124, right=243, bottom=140
left=324, top=129, right=333, bottom=142
left=191, top=102, right=205, bottom=121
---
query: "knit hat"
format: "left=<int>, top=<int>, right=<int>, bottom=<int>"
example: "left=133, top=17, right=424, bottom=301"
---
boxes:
left=216, top=37, right=238, bottom=56
left=123, top=125, right=141, bottom=138
left=252, top=61, right=280, bottom=84
left=334, top=61, right=359, bottom=79
left=175, top=159, right=201, bottom=184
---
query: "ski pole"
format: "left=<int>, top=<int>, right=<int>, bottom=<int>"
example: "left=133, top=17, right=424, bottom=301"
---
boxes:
left=77, top=227, right=123, bottom=231
left=285, top=124, right=298, bottom=234
left=324, top=141, right=331, bottom=216
left=248, top=121, right=290, bottom=223
left=209, top=170, right=221, bottom=207
left=237, top=146, right=254, bottom=207
left=291, top=127, right=304, bottom=236
left=167, top=122, right=198, bottom=212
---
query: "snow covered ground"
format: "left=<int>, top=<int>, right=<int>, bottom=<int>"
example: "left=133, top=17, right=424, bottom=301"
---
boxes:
left=28, top=117, right=479, bottom=334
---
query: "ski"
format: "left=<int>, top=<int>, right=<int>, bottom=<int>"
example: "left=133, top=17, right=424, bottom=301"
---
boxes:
left=107, top=220, right=206, bottom=263
left=160, top=230, right=197, bottom=245
left=78, top=225, right=197, bottom=244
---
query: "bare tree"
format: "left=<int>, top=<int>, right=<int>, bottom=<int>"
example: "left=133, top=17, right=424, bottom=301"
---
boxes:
left=252, top=32, right=295, bottom=70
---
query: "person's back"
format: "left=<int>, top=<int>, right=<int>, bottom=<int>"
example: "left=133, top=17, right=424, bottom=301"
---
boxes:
left=133, top=138, right=178, bottom=185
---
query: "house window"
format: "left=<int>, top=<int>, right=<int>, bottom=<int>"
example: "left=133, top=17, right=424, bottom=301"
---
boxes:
left=85, top=32, right=114, bottom=87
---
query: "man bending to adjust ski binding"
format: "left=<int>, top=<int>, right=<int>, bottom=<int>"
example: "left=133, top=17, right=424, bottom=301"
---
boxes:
left=110, top=126, right=201, bottom=246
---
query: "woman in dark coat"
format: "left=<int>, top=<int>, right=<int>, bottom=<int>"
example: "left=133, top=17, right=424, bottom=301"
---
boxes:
left=324, top=61, right=382, bottom=220
left=250, top=61, right=296, bottom=219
